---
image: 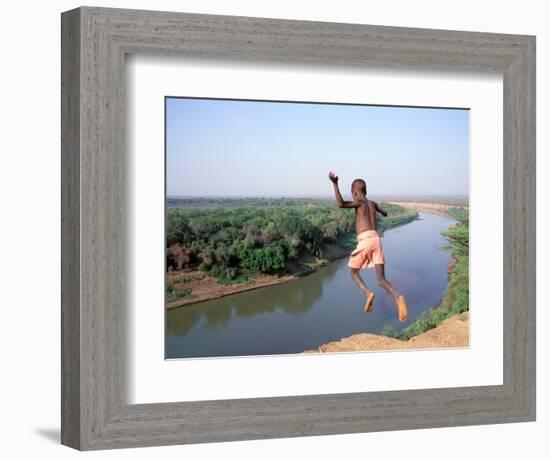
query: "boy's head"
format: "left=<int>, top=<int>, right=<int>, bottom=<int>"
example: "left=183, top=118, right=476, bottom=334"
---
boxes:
left=351, top=178, right=367, bottom=198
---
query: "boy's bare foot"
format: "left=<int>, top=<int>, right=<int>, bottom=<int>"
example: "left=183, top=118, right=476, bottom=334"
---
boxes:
left=397, top=295, right=408, bottom=322
left=364, top=292, right=375, bottom=313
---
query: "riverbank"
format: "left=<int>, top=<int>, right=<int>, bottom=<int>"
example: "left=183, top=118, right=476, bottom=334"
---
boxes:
left=166, top=206, right=418, bottom=309
left=385, top=201, right=467, bottom=216
left=166, top=241, right=350, bottom=309
left=303, top=312, right=469, bottom=353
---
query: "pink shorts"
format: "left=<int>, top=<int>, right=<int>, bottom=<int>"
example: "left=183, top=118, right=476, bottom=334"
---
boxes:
left=347, top=230, right=385, bottom=270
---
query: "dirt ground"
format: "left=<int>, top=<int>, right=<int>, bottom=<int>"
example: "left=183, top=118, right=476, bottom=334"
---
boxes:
left=386, top=201, right=466, bottom=216
left=303, top=312, right=469, bottom=353
left=165, top=271, right=300, bottom=309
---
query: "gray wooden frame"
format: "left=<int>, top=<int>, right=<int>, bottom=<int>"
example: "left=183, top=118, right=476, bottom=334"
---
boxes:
left=61, top=6, right=536, bottom=451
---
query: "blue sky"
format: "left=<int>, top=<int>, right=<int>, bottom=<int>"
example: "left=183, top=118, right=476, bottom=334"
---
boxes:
left=166, top=97, right=469, bottom=198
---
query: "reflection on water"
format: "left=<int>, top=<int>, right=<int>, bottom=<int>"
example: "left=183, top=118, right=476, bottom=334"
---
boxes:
left=166, top=264, right=332, bottom=336
left=166, top=212, right=455, bottom=358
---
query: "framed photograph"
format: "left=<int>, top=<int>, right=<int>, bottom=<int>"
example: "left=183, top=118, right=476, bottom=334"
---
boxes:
left=61, top=6, right=536, bottom=450
left=164, top=97, right=470, bottom=359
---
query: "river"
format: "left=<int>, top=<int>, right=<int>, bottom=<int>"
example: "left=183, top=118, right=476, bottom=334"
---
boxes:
left=165, top=212, right=455, bottom=359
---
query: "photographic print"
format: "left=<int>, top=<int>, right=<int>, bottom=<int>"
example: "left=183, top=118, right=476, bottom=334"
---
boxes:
left=165, top=97, right=470, bottom=359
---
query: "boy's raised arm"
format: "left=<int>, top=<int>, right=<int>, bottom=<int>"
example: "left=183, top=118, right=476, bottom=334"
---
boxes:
left=328, top=171, right=359, bottom=209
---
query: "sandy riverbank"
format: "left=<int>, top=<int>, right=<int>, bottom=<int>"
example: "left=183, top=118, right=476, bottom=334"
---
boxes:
left=303, top=312, right=469, bottom=353
left=386, top=201, right=467, bottom=216
left=166, top=271, right=298, bottom=310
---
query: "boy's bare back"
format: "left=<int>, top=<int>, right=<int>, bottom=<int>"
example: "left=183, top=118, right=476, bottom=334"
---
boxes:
left=354, top=200, right=378, bottom=234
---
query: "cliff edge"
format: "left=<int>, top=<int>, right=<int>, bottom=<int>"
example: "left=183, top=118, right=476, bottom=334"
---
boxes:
left=304, top=312, right=469, bottom=353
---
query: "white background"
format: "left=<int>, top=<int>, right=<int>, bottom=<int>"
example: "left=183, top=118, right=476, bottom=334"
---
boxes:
left=128, top=58, right=503, bottom=403
left=0, top=1, right=546, bottom=457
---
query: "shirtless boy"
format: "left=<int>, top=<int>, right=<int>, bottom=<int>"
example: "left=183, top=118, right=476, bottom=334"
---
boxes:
left=328, top=171, right=408, bottom=322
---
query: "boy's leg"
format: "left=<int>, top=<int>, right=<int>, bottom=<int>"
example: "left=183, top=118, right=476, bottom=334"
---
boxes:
left=375, top=264, right=408, bottom=322
left=350, top=267, right=375, bottom=313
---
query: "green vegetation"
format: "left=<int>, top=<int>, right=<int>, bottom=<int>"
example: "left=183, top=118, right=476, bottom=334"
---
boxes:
left=383, top=206, right=469, bottom=340
left=166, top=198, right=417, bottom=285
left=166, top=283, right=193, bottom=302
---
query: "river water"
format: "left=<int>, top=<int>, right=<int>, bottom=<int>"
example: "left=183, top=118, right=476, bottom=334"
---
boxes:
left=166, top=212, right=455, bottom=359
